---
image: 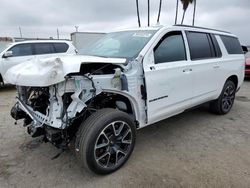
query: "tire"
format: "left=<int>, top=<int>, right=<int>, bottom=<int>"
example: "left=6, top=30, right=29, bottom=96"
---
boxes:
left=210, top=80, right=236, bottom=115
left=0, top=74, right=4, bottom=86
left=76, top=108, right=136, bottom=175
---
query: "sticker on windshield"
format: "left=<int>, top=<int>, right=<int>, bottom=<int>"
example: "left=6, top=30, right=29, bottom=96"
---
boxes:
left=133, top=33, right=152, bottom=38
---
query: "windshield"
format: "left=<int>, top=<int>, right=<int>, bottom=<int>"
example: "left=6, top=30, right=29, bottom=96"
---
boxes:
left=79, top=30, right=157, bottom=59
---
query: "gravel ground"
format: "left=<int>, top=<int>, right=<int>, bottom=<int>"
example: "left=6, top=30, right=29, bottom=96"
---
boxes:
left=0, top=81, right=250, bottom=188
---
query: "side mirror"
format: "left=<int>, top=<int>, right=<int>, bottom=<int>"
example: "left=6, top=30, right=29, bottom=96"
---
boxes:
left=242, top=46, right=248, bottom=54
left=3, top=51, right=13, bottom=58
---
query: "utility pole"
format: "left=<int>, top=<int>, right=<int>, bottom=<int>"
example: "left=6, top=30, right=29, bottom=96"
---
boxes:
left=19, top=27, right=23, bottom=38
left=135, top=0, right=141, bottom=27
left=57, top=28, right=59, bottom=39
left=75, top=26, right=79, bottom=32
left=157, top=0, right=162, bottom=24
left=147, top=0, right=150, bottom=26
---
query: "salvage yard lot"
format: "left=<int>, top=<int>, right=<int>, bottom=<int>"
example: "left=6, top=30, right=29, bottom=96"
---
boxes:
left=0, top=81, right=250, bottom=188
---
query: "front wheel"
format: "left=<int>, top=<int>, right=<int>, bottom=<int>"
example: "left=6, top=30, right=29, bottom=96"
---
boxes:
left=210, top=80, right=236, bottom=115
left=76, top=108, right=136, bottom=174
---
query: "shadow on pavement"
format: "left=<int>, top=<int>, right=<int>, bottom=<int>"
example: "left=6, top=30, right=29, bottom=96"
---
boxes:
left=0, top=84, right=16, bottom=92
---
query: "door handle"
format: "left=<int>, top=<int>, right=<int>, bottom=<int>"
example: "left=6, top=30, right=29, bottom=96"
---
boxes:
left=213, top=65, right=220, bottom=69
left=150, top=66, right=155, bottom=70
left=183, top=68, right=192, bottom=73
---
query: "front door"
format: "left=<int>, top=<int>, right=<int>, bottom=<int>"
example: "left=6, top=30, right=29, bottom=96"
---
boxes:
left=2, top=43, right=34, bottom=76
left=143, top=31, right=193, bottom=125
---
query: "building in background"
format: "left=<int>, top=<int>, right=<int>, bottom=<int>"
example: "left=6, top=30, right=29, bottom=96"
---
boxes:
left=71, top=32, right=105, bottom=50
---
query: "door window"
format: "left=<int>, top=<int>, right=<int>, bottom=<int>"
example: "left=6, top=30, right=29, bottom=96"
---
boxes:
left=154, top=31, right=186, bottom=64
left=53, top=43, right=69, bottom=53
left=220, top=35, right=243, bottom=54
left=34, top=43, right=55, bottom=55
left=186, top=32, right=214, bottom=60
left=10, top=44, right=33, bottom=57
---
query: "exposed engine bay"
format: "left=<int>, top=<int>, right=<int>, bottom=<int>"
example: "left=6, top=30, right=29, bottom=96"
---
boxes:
left=10, top=60, right=146, bottom=149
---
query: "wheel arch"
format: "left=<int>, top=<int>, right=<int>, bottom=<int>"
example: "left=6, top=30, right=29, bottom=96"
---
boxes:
left=0, top=74, right=3, bottom=84
left=226, top=75, right=238, bottom=89
left=90, top=90, right=141, bottom=127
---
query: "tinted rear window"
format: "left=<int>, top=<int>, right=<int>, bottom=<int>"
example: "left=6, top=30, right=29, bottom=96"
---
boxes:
left=34, top=43, right=55, bottom=55
left=220, top=36, right=243, bottom=54
left=53, top=43, right=69, bottom=53
left=186, top=32, right=214, bottom=60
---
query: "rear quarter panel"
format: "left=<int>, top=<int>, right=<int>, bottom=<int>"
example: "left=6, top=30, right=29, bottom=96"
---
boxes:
left=215, top=35, right=245, bottom=96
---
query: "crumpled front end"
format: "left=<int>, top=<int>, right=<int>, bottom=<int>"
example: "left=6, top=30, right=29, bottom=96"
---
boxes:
left=11, top=75, right=100, bottom=147
left=9, top=56, right=146, bottom=149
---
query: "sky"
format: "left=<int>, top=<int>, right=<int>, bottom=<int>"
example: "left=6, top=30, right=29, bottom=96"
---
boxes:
left=0, top=0, right=249, bottom=44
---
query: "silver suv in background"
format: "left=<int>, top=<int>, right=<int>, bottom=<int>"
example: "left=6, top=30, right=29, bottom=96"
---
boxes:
left=0, top=40, right=76, bottom=85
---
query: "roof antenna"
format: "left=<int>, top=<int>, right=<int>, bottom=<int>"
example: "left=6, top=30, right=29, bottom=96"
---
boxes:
left=157, top=0, right=162, bottom=24
left=136, top=0, right=141, bottom=27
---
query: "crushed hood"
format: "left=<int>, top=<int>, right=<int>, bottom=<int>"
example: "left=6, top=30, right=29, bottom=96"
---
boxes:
left=4, top=55, right=126, bottom=87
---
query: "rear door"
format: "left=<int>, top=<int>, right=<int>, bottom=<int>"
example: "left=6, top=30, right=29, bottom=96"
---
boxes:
left=143, top=31, right=193, bottom=125
left=185, top=31, right=222, bottom=104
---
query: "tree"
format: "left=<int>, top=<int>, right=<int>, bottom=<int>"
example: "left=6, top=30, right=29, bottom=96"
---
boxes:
left=136, top=0, right=141, bottom=27
left=157, top=0, right=163, bottom=24
left=180, top=0, right=194, bottom=25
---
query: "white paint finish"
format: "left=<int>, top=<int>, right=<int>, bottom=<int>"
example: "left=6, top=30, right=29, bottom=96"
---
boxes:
left=143, top=52, right=193, bottom=125
left=4, top=55, right=127, bottom=87
left=8, top=25, right=245, bottom=130
left=0, top=40, right=76, bottom=83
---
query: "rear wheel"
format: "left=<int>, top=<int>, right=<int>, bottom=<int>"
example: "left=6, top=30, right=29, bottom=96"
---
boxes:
left=76, top=108, right=136, bottom=174
left=210, top=80, right=236, bottom=115
left=0, top=75, right=4, bottom=86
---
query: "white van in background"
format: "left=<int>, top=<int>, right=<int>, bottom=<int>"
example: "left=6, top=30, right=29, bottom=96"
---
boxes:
left=0, top=40, right=76, bottom=85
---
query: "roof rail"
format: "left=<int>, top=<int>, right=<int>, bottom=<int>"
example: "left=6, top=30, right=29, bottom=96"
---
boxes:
left=173, top=24, right=231, bottom=34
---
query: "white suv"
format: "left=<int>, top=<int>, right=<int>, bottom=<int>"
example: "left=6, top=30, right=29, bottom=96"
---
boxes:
left=0, top=40, right=76, bottom=84
left=5, top=25, right=245, bottom=174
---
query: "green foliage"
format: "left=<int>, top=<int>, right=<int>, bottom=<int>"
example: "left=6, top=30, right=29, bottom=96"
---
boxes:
left=181, top=0, right=194, bottom=11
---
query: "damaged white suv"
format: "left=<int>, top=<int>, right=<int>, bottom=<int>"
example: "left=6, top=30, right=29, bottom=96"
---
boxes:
left=5, top=25, right=245, bottom=174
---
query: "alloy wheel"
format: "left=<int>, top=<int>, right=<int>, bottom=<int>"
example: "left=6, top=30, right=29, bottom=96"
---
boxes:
left=94, top=121, right=132, bottom=168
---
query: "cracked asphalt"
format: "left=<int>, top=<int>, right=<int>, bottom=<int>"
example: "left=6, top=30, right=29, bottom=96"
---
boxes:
left=0, top=80, right=250, bottom=188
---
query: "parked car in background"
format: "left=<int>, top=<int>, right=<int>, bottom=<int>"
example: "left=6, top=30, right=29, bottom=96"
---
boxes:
left=0, top=37, right=14, bottom=54
left=0, top=40, right=76, bottom=85
left=5, top=25, right=245, bottom=174
left=245, top=52, right=250, bottom=78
